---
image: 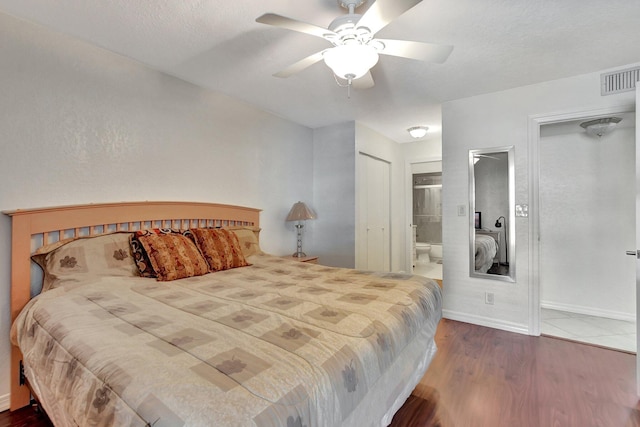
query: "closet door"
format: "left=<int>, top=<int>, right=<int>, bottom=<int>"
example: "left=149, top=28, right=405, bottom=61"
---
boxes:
left=357, top=153, right=391, bottom=271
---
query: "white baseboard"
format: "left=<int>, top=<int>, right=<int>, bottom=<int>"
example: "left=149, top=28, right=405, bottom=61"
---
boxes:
left=0, top=393, right=9, bottom=412
left=443, top=309, right=530, bottom=335
left=541, top=300, right=635, bottom=322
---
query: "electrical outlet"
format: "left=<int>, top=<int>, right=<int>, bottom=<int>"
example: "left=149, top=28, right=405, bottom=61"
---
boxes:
left=485, top=292, right=494, bottom=305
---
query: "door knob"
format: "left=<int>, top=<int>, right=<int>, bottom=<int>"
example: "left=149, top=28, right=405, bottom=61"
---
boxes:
left=626, top=250, right=640, bottom=258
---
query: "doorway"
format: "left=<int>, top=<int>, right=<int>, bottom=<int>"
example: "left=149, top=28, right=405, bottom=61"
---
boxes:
left=407, top=160, right=443, bottom=282
left=530, top=106, right=636, bottom=353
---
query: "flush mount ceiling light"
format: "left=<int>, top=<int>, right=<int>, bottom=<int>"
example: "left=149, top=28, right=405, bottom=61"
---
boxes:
left=579, top=117, right=622, bottom=138
left=407, top=126, right=429, bottom=139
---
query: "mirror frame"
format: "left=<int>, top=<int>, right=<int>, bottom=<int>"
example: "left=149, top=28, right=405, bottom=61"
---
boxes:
left=468, top=146, right=516, bottom=282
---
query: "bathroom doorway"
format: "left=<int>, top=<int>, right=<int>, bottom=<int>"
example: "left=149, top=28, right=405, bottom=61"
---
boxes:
left=408, top=160, right=443, bottom=282
left=536, top=110, right=636, bottom=352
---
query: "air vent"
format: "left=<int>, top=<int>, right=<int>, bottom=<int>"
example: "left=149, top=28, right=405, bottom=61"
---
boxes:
left=601, top=66, right=640, bottom=96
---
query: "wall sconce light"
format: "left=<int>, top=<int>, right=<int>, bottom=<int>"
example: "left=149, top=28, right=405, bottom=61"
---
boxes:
left=286, top=201, right=316, bottom=257
left=579, top=117, right=622, bottom=138
left=407, top=126, right=429, bottom=139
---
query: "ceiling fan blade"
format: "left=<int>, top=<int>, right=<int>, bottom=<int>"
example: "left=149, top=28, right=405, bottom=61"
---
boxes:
left=352, top=71, right=375, bottom=89
left=356, top=0, right=422, bottom=35
left=256, top=13, right=337, bottom=40
left=273, top=51, right=326, bottom=78
left=376, top=39, right=453, bottom=63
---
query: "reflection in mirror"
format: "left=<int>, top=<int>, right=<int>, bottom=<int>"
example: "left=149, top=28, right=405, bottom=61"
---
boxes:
left=469, top=146, right=515, bottom=282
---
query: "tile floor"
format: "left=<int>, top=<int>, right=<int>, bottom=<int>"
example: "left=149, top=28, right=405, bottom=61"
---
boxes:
left=541, top=308, right=636, bottom=353
left=413, top=260, right=443, bottom=281
left=409, top=264, right=635, bottom=354
left=413, top=261, right=442, bottom=280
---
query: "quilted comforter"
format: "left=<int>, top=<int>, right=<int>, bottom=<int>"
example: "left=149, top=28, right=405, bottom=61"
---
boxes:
left=12, top=254, right=442, bottom=426
left=475, top=234, right=498, bottom=273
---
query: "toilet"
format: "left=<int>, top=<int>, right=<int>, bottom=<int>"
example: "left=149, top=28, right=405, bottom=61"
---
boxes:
left=415, top=242, right=432, bottom=264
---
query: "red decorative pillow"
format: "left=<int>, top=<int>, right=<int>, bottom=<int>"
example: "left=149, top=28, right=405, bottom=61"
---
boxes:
left=133, top=229, right=208, bottom=281
left=190, top=228, right=250, bottom=271
left=131, top=229, right=194, bottom=277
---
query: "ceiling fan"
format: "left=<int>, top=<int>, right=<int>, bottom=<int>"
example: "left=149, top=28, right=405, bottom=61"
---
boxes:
left=256, top=0, right=453, bottom=90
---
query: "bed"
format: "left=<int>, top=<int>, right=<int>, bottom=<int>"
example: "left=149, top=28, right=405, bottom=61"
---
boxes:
left=6, top=201, right=442, bottom=426
left=474, top=233, right=498, bottom=273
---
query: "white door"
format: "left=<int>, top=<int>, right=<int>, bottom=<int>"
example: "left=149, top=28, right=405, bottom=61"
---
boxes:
left=357, top=153, right=391, bottom=271
left=635, top=85, right=640, bottom=392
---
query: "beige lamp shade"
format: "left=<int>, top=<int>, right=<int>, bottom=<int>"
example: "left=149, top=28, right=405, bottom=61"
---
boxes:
left=286, top=201, right=316, bottom=222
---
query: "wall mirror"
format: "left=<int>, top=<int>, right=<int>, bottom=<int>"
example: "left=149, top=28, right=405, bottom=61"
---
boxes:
left=469, top=146, right=515, bottom=282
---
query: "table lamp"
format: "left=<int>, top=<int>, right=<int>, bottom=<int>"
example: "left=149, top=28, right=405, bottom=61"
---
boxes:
left=286, top=201, right=316, bottom=257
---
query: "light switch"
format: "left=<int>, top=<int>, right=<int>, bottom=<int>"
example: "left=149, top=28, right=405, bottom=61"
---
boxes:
left=457, top=205, right=466, bottom=216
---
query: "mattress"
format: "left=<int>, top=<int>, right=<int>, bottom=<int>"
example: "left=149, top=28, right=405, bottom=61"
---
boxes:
left=12, top=254, right=442, bottom=426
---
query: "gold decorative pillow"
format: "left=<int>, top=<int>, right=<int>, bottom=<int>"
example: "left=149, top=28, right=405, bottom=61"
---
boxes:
left=223, top=226, right=263, bottom=257
left=136, top=233, right=209, bottom=281
left=31, top=232, right=138, bottom=291
left=130, top=229, right=193, bottom=278
left=190, top=228, right=250, bottom=271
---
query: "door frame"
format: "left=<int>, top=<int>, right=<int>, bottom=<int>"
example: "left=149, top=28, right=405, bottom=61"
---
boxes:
left=405, top=156, right=442, bottom=273
left=527, top=103, right=635, bottom=336
left=635, top=85, right=639, bottom=392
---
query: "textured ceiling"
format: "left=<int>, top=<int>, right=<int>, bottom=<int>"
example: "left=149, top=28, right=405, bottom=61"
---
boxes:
left=1, top=0, right=639, bottom=143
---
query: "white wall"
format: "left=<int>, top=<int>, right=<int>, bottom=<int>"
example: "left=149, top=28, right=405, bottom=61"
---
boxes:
left=442, top=63, right=638, bottom=333
left=310, top=122, right=403, bottom=270
left=0, top=11, right=314, bottom=407
left=401, top=139, right=442, bottom=164
left=311, top=122, right=356, bottom=268
left=311, top=123, right=442, bottom=272
left=411, top=161, right=442, bottom=175
left=539, top=125, right=635, bottom=319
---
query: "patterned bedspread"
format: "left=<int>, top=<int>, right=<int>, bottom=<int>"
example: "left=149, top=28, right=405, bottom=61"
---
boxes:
left=12, top=254, right=442, bottom=426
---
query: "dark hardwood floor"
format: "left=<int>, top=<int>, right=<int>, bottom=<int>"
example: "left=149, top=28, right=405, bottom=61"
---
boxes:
left=0, top=403, right=52, bottom=427
left=2, top=319, right=639, bottom=426
left=390, top=319, right=640, bottom=427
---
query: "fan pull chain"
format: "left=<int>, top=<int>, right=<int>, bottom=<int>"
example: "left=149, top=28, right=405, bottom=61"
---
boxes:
left=332, top=73, right=354, bottom=99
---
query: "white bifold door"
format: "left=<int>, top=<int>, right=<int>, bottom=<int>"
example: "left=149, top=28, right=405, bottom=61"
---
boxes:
left=357, top=153, right=391, bottom=272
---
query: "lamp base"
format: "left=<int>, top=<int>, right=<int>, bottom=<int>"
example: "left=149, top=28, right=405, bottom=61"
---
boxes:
left=292, top=252, right=307, bottom=258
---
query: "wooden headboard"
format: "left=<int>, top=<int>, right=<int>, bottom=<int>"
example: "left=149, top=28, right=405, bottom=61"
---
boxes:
left=3, top=201, right=261, bottom=410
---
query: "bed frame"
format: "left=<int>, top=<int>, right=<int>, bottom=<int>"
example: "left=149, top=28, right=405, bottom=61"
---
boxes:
left=4, top=201, right=261, bottom=411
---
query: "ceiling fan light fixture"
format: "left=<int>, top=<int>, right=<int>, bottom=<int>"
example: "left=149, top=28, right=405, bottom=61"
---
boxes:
left=323, top=44, right=379, bottom=80
left=257, top=0, right=453, bottom=89
left=407, top=126, right=429, bottom=139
